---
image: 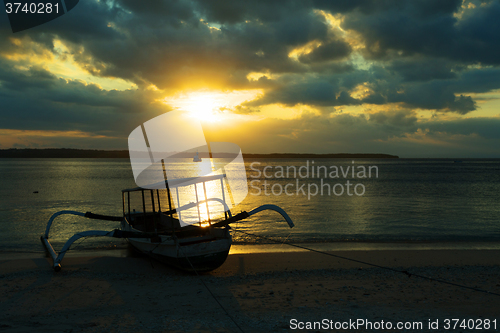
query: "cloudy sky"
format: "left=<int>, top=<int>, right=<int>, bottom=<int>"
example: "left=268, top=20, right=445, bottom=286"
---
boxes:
left=1, top=0, right=499, bottom=157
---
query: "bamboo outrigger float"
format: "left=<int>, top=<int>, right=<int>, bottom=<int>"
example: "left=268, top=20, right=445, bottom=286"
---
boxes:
left=41, top=173, right=293, bottom=272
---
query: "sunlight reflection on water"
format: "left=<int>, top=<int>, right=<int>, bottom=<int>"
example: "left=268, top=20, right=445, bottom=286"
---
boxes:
left=1, top=158, right=500, bottom=253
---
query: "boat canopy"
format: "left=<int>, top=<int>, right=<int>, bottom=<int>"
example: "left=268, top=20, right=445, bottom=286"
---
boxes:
left=121, top=173, right=233, bottom=229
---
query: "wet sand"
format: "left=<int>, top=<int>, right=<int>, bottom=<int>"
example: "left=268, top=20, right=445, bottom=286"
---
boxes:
left=1, top=250, right=499, bottom=332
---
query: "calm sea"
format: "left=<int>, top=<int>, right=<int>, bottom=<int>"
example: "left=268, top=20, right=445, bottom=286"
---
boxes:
left=0, top=158, right=499, bottom=256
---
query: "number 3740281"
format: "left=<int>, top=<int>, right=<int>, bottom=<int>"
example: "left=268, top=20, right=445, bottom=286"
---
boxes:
left=5, top=2, right=60, bottom=14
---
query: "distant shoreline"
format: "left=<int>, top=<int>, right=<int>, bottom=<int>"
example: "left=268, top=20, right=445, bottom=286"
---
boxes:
left=0, top=148, right=399, bottom=159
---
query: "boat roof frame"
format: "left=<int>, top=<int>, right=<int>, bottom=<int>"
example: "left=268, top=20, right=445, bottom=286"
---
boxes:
left=122, top=173, right=232, bottom=227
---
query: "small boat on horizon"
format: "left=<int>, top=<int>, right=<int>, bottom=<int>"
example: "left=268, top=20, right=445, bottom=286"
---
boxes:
left=41, top=174, right=293, bottom=272
left=193, top=151, right=202, bottom=162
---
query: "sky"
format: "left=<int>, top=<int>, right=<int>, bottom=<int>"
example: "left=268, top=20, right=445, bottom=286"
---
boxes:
left=0, top=0, right=500, bottom=157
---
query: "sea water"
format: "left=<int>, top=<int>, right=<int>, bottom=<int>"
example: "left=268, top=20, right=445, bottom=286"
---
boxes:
left=0, top=158, right=499, bottom=256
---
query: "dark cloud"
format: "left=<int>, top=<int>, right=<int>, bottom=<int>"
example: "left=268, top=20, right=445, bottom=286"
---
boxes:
left=0, top=65, right=58, bottom=91
left=312, top=0, right=379, bottom=14
left=387, top=58, right=458, bottom=82
left=387, top=81, right=477, bottom=114
left=450, top=67, right=500, bottom=94
left=244, top=64, right=480, bottom=114
left=193, top=0, right=307, bottom=24
left=298, top=39, right=352, bottom=64
left=424, top=117, right=500, bottom=140
left=0, top=62, right=168, bottom=135
left=369, top=110, right=418, bottom=128
left=342, top=0, right=500, bottom=64
left=247, top=79, right=339, bottom=107
left=314, top=0, right=462, bottom=16
left=117, top=0, right=195, bottom=21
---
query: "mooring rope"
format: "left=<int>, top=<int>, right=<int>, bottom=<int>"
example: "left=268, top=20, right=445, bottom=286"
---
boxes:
left=178, top=247, right=245, bottom=333
left=233, top=228, right=500, bottom=297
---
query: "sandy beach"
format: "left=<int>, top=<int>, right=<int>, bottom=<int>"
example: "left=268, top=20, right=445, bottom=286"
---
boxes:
left=1, top=249, right=499, bottom=332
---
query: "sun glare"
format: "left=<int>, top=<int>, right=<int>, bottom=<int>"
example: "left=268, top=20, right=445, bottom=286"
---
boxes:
left=163, top=90, right=262, bottom=122
left=187, top=94, right=218, bottom=121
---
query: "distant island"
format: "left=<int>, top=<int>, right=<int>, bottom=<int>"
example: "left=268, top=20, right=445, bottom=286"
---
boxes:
left=0, top=148, right=130, bottom=158
left=0, top=148, right=399, bottom=159
left=243, top=153, right=398, bottom=159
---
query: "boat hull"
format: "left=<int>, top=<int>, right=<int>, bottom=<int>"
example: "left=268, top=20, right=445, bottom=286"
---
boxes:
left=122, top=217, right=232, bottom=272
left=127, top=237, right=231, bottom=272
left=148, top=248, right=229, bottom=272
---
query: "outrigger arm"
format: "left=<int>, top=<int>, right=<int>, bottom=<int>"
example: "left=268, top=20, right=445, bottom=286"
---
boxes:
left=210, top=204, right=294, bottom=229
left=248, top=204, right=294, bottom=228
left=41, top=211, right=125, bottom=271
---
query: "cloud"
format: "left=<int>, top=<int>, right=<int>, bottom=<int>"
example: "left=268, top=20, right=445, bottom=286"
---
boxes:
left=221, top=105, right=261, bottom=114
left=193, top=0, right=310, bottom=24
left=387, top=58, right=458, bottom=82
left=387, top=81, right=477, bottom=114
left=203, top=111, right=500, bottom=157
left=298, top=39, right=352, bottom=63
left=369, top=110, right=418, bottom=128
left=424, top=116, right=500, bottom=140
left=0, top=0, right=500, bottom=156
left=0, top=62, right=169, bottom=136
left=6, top=0, right=333, bottom=91
left=341, top=0, right=500, bottom=64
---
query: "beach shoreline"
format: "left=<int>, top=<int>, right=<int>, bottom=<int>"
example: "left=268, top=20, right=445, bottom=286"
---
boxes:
left=1, top=249, right=499, bottom=332
left=3, top=240, right=500, bottom=261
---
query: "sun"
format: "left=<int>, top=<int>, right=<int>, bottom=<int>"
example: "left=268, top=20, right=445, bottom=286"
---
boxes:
left=163, top=89, right=263, bottom=123
left=186, top=94, right=219, bottom=121
left=164, top=91, right=222, bottom=122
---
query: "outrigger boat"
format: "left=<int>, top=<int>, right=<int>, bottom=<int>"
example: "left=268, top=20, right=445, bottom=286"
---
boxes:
left=41, top=173, right=293, bottom=272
